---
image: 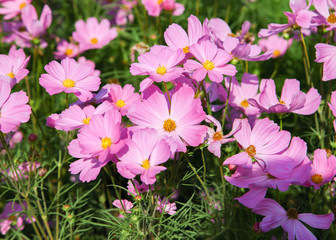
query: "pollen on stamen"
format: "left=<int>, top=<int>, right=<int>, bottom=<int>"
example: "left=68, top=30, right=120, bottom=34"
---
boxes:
left=203, top=60, right=215, bottom=70
left=116, top=100, right=126, bottom=108
left=279, top=99, right=285, bottom=105
left=286, top=208, right=298, bottom=219
left=156, top=65, right=167, bottom=75
left=183, top=46, right=189, bottom=53
left=245, top=145, right=256, bottom=157
left=163, top=118, right=176, bottom=132
left=213, top=132, right=223, bottom=141
left=240, top=99, right=249, bottom=108
left=91, top=38, right=98, bottom=44
left=142, top=159, right=150, bottom=169
left=101, top=137, right=112, bottom=149
left=19, top=2, right=26, bottom=9
left=311, top=174, right=323, bottom=184
left=65, top=48, right=73, bottom=56
left=273, top=49, right=281, bottom=57
left=82, top=118, right=90, bottom=125
left=6, top=72, right=15, bottom=79
left=63, top=79, right=75, bottom=88
left=157, top=0, right=163, bottom=4
left=328, top=12, right=336, bottom=24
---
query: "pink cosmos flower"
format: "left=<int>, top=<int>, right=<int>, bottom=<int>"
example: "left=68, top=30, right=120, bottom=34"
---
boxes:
left=142, top=0, right=184, bottom=17
left=72, top=17, right=118, bottom=51
left=156, top=197, right=177, bottom=215
left=112, top=199, right=133, bottom=218
left=205, top=115, right=241, bottom=158
left=54, top=105, right=95, bottom=131
left=206, top=17, right=232, bottom=45
left=328, top=90, right=336, bottom=117
left=117, top=129, right=170, bottom=185
left=16, top=4, right=52, bottom=42
left=253, top=198, right=334, bottom=240
left=127, top=179, right=149, bottom=196
left=54, top=40, right=80, bottom=59
left=0, top=46, right=30, bottom=88
left=39, top=57, right=101, bottom=102
left=108, top=84, right=140, bottom=116
left=130, top=45, right=184, bottom=83
left=258, top=35, right=293, bottom=58
left=2, top=21, right=32, bottom=48
left=315, top=43, right=336, bottom=81
left=226, top=73, right=260, bottom=117
left=0, top=130, right=23, bottom=155
left=306, top=149, right=336, bottom=189
left=184, top=40, right=237, bottom=83
left=312, top=0, right=336, bottom=30
left=0, top=202, right=32, bottom=235
left=128, top=84, right=207, bottom=153
left=3, top=161, right=40, bottom=180
left=46, top=113, right=59, bottom=128
left=164, top=15, right=203, bottom=56
left=0, top=0, right=31, bottom=20
left=0, top=81, right=31, bottom=133
left=113, top=0, right=136, bottom=26
left=223, top=118, right=295, bottom=178
left=249, top=79, right=321, bottom=115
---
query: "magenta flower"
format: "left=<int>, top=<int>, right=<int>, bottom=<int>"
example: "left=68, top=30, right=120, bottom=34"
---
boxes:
left=0, top=81, right=31, bottom=133
left=127, top=179, right=149, bottom=196
left=0, top=46, right=30, bottom=88
left=54, top=104, right=96, bottom=131
left=184, top=39, right=237, bottom=83
left=164, top=15, right=203, bottom=55
left=130, top=45, right=184, bottom=83
left=0, top=0, right=31, bottom=20
left=72, top=17, right=118, bottom=51
left=315, top=43, right=336, bottom=81
left=258, top=35, right=293, bottom=58
left=205, top=115, right=241, bottom=158
left=54, top=39, right=80, bottom=59
left=249, top=79, right=321, bottom=115
left=307, top=149, right=336, bottom=189
left=128, top=84, right=207, bottom=153
left=117, top=129, right=170, bottom=185
left=112, top=199, right=133, bottom=218
left=223, top=118, right=295, bottom=178
left=39, top=57, right=101, bottom=102
left=253, top=198, right=334, bottom=240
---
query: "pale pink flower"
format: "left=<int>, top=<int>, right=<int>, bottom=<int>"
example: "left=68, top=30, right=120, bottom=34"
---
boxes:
left=258, top=35, right=293, bottom=58
left=117, top=129, right=170, bottom=185
left=0, top=81, right=31, bottom=133
left=130, top=45, right=184, bottom=83
left=4, top=161, right=40, bottom=180
left=72, top=17, right=118, bottom=51
left=128, top=84, right=207, bottom=153
left=253, top=198, right=334, bottom=240
left=315, top=43, right=336, bottom=81
left=112, top=199, right=133, bottom=218
left=223, top=118, right=295, bottom=178
left=0, top=0, right=31, bottom=20
left=0, top=46, right=30, bottom=88
left=312, top=0, right=336, bottom=30
left=108, top=84, right=140, bottom=116
left=142, top=0, right=184, bottom=17
left=249, top=79, right=321, bottom=115
left=127, top=179, right=149, bottom=196
left=54, top=39, right=80, bottom=59
left=39, top=57, right=101, bottom=102
left=156, top=197, right=177, bottom=215
left=46, top=113, right=59, bottom=128
left=328, top=90, right=336, bottom=117
left=184, top=39, right=236, bottom=83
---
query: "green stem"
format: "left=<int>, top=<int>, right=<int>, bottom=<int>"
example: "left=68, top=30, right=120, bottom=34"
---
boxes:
left=222, top=77, right=232, bottom=128
left=300, top=31, right=313, bottom=87
left=201, top=149, right=206, bottom=184
left=163, top=82, right=171, bottom=107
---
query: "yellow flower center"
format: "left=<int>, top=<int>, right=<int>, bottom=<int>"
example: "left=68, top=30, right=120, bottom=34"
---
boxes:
left=328, top=12, right=336, bottom=24
left=65, top=48, right=73, bottom=56
left=116, top=100, right=125, bottom=108
left=267, top=173, right=276, bottom=179
left=311, top=174, right=323, bottom=184
left=63, top=79, right=75, bottom=88
left=142, top=159, right=150, bottom=169
left=227, top=33, right=236, bottom=37
left=279, top=99, right=285, bottom=105
left=7, top=72, right=15, bottom=78
left=19, top=2, right=26, bottom=9
left=157, top=0, right=163, bottom=4
left=82, top=117, right=90, bottom=124
left=213, top=132, right=223, bottom=141
left=90, top=38, right=98, bottom=44
left=156, top=65, right=167, bottom=75
left=273, top=49, right=281, bottom=57
left=183, top=46, right=189, bottom=53
left=163, top=118, right=176, bottom=132
left=101, top=137, right=112, bottom=149
left=240, top=99, right=249, bottom=108
left=286, top=208, right=298, bottom=219
left=203, top=60, right=215, bottom=70
left=246, top=145, right=256, bottom=157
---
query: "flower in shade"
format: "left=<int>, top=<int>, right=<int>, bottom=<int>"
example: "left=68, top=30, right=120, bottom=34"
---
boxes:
left=0, top=0, right=31, bottom=20
left=253, top=198, right=334, bottom=240
left=128, top=84, right=207, bottom=153
left=258, top=35, right=293, bottom=58
left=306, top=149, right=336, bottom=189
left=72, top=17, right=118, bottom=51
left=142, top=0, right=184, bottom=17
left=184, top=39, right=237, bottom=83
left=223, top=118, right=295, bottom=178
left=127, top=179, right=149, bottom=196
left=249, top=78, right=321, bottom=115
left=39, top=57, right=101, bottom=102
left=0, top=81, right=31, bottom=133
left=0, top=46, right=30, bottom=88
left=315, top=43, right=336, bottom=81
left=54, top=39, right=80, bottom=59
left=130, top=45, right=184, bottom=83
left=112, top=199, right=133, bottom=218
left=117, top=129, right=170, bottom=185
left=156, top=197, right=177, bottom=215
